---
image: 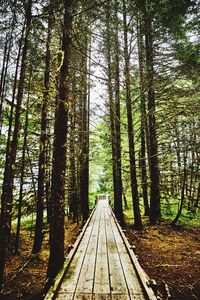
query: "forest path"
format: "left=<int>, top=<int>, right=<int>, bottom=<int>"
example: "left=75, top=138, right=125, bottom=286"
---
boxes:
left=45, top=199, right=156, bottom=300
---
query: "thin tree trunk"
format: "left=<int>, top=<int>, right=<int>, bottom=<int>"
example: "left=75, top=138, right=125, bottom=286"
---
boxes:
left=105, top=1, right=123, bottom=224
left=0, top=37, right=9, bottom=131
left=32, top=4, right=53, bottom=254
left=68, top=78, right=78, bottom=222
left=144, top=2, right=161, bottom=224
left=113, top=1, right=124, bottom=224
left=46, top=136, right=52, bottom=224
left=137, top=17, right=150, bottom=216
left=80, top=35, right=89, bottom=222
left=123, top=0, right=142, bottom=228
left=47, top=0, right=72, bottom=281
left=15, top=72, right=31, bottom=254
left=171, top=154, right=187, bottom=226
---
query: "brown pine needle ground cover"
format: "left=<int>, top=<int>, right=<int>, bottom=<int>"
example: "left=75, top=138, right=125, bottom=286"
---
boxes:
left=125, top=219, right=200, bottom=300
left=0, top=220, right=80, bottom=300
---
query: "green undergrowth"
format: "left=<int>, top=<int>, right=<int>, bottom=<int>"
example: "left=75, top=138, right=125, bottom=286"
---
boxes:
left=124, top=197, right=200, bottom=227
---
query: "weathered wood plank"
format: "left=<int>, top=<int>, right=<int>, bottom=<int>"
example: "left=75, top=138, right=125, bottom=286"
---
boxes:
left=59, top=209, right=99, bottom=294
left=74, top=293, right=92, bottom=300
left=56, top=292, right=74, bottom=300
left=111, top=294, right=130, bottom=300
left=93, top=253, right=110, bottom=294
left=109, top=213, right=144, bottom=298
left=93, top=294, right=112, bottom=300
left=75, top=207, right=101, bottom=295
left=97, top=207, right=107, bottom=254
left=75, top=253, right=96, bottom=294
left=105, top=212, right=128, bottom=295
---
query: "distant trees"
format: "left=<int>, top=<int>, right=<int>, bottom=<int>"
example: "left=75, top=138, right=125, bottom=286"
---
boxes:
left=92, top=0, right=199, bottom=226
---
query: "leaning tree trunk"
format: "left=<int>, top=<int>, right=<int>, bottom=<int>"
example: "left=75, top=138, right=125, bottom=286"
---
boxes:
left=0, top=0, right=32, bottom=286
left=47, top=0, right=72, bottom=282
left=123, top=0, right=142, bottom=228
left=32, top=4, right=53, bottom=254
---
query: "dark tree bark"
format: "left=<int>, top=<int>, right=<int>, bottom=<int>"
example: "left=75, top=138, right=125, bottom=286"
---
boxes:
left=137, top=17, right=150, bottom=216
left=105, top=1, right=124, bottom=225
left=113, top=1, right=124, bottom=225
left=32, top=3, right=53, bottom=254
left=144, top=2, right=161, bottom=224
left=0, top=0, right=32, bottom=286
left=68, top=79, right=78, bottom=222
left=47, top=0, right=72, bottom=281
left=123, top=0, right=142, bottom=228
left=80, top=36, right=89, bottom=222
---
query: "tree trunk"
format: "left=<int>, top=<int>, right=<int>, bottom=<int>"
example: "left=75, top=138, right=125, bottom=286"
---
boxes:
left=32, top=4, right=53, bottom=254
left=144, top=2, right=161, bottom=224
left=80, top=35, right=89, bottom=222
left=47, top=0, right=72, bottom=281
left=68, top=79, right=78, bottom=222
left=0, top=36, right=9, bottom=131
left=171, top=154, right=187, bottom=226
left=105, top=1, right=124, bottom=224
left=123, top=0, right=142, bottom=228
left=137, top=17, right=150, bottom=216
left=15, top=72, right=31, bottom=254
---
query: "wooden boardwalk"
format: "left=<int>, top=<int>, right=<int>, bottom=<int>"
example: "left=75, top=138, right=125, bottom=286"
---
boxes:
left=45, top=199, right=157, bottom=300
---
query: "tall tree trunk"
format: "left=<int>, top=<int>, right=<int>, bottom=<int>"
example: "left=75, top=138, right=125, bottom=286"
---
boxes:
left=105, top=1, right=124, bottom=224
left=137, top=17, right=150, bottom=216
left=15, top=72, right=31, bottom=254
left=123, top=0, right=142, bottom=228
left=80, top=35, right=89, bottom=222
left=114, top=2, right=123, bottom=224
left=32, top=4, right=53, bottom=254
left=0, top=1, right=32, bottom=286
left=47, top=0, right=72, bottom=281
left=144, top=2, right=161, bottom=224
left=68, top=79, right=78, bottom=222
left=0, top=37, right=9, bottom=131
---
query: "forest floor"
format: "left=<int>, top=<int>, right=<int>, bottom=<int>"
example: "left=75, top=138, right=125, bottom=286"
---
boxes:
left=125, top=217, right=200, bottom=300
left=0, top=216, right=200, bottom=300
left=0, top=220, right=81, bottom=300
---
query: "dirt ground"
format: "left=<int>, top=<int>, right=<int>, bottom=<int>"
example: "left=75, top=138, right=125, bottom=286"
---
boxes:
left=0, top=220, right=80, bottom=300
left=125, top=220, right=200, bottom=300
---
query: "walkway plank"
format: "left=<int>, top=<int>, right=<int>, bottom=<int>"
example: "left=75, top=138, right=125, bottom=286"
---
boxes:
left=94, top=206, right=110, bottom=295
left=45, top=198, right=157, bottom=300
